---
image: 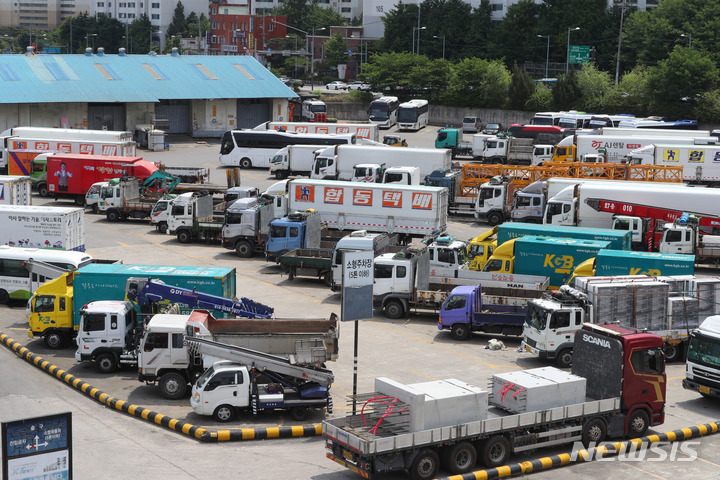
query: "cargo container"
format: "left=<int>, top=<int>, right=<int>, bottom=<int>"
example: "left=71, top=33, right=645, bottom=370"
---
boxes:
left=287, top=179, right=448, bottom=238
left=571, top=249, right=695, bottom=281
left=496, top=222, right=631, bottom=251
left=0, top=176, right=32, bottom=206
left=485, top=236, right=611, bottom=289
left=7, top=149, right=56, bottom=180
left=0, top=205, right=84, bottom=251
left=33, top=153, right=157, bottom=203
left=1, top=126, right=133, bottom=142
left=27, top=263, right=236, bottom=349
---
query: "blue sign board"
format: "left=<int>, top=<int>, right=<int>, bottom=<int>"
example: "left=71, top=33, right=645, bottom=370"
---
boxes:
left=2, top=412, right=72, bottom=480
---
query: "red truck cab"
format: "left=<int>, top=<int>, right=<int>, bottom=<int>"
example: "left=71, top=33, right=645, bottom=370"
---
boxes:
left=572, top=323, right=666, bottom=437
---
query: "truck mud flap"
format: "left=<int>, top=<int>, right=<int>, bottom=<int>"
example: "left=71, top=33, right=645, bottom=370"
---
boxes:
left=0, top=331, right=323, bottom=443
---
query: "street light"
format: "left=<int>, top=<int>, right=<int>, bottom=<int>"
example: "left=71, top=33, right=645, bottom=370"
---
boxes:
left=412, top=26, right=426, bottom=55
left=538, top=34, right=550, bottom=78
left=681, top=33, right=692, bottom=48
left=566, top=26, right=580, bottom=74
left=286, top=34, right=298, bottom=77
left=85, top=33, right=97, bottom=49
left=433, top=35, right=445, bottom=60
left=311, top=27, right=326, bottom=87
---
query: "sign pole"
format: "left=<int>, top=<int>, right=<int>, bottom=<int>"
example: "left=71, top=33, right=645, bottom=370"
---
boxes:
left=353, top=320, right=359, bottom=415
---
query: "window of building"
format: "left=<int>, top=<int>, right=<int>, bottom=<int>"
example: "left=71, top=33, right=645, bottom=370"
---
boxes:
left=97, top=1, right=104, bottom=6
left=128, top=13, right=134, bottom=18
left=128, top=1, right=135, bottom=6
left=119, top=12, right=126, bottom=17
left=341, top=7, right=350, bottom=12
left=152, top=2, right=159, bottom=8
left=491, top=3, right=503, bottom=11
left=152, top=13, right=159, bottom=19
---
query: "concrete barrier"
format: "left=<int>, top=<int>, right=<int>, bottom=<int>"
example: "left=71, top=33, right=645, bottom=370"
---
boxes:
left=0, top=331, right=322, bottom=443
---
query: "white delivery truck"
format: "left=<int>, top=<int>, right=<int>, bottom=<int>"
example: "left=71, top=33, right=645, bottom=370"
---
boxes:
left=544, top=182, right=719, bottom=230
left=253, top=121, right=379, bottom=142
left=0, top=205, right=85, bottom=251
left=269, top=144, right=326, bottom=179
left=625, top=143, right=720, bottom=186
left=574, top=135, right=717, bottom=163
left=311, top=144, right=451, bottom=182
left=0, top=176, right=32, bottom=205
left=287, top=179, right=448, bottom=239
left=1, top=126, right=133, bottom=142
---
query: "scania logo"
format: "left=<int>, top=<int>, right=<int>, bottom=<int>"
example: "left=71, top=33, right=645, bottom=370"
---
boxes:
left=583, top=333, right=610, bottom=348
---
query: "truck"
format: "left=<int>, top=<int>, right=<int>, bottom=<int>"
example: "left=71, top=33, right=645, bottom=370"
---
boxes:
left=166, top=191, right=223, bottom=243
left=373, top=240, right=549, bottom=319
left=569, top=249, right=696, bottom=282
left=684, top=316, right=720, bottom=398
left=381, top=166, right=421, bottom=185
left=624, top=143, right=720, bottom=186
left=324, top=322, right=666, bottom=479
left=0, top=205, right=85, bottom=251
left=437, top=285, right=528, bottom=340
left=1, top=136, right=137, bottom=173
left=264, top=210, right=325, bottom=261
left=474, top=176, right=514, bottom=225
left=550, top=134, right=717, bottom=163
left=269, top=144, right=326, bottom=179
left=26, top=263, right=236, bottom=349
left=253, top=120, right=379, bottom=142
left=287, top=179, right=448, bottom=242
left=189, top=337, right=334, bottom=421
left=466, top=222, right=631, bottom=272
left=523, top=274, right=717, bottom=365
left=154, top=163, right=210, bottom=184
left=483, top=236, right=614, bottom=289
left=1, top=126, right=134, bottom=142
left=310, top=145, right=451, bottom=182
left=221, top=196, right=292, bottom=257
left=98, top=177, right=163, bottom=222
left=0, top=175, right=32, bottom=205
left=329, top=230, right=404, bottom=292
left=434, top=128, right=488, bottom=158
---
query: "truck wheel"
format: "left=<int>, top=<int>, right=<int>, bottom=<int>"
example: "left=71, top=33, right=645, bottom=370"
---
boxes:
left=92, top=204, right=99, bottom=214
left=159, top=372, right=187, bottom=399
left=323, top=271, right=334, bottom=287
left=555, top=349, right=573, bottom=368
left=106, top=210, right=120, bottom=222
left=664, top=343, right=683, bottom=363
left=480, top=435, right=510, bottom=468
left=626, top=409, right=650, bottom=438
left=95, top=353, right=118, bottom=374
left=451, top=324, right=471, bottom=341
left=582, top=418, right=607, bottom=447
left=240, top=158, right=252, bottom=169
left=290, top=406, right=308, bottom=421
left=408, top=449, right=440, bottom=480
left=157, top=222, right=168, bottom=234
left=275, top=171, right=288, bottom=180
left=213, top=404, right=235, bottom=422
left=487, top=212, right=503, bottom=226
left=235, top=240, right=254, bottom=258
left=443, top=441, right=477, bottom=475
left=38, top=184, right=49, bottom=197
left=0, top=289, right=9, bottom=304
left=384, top=300, right=405, bottom=319
left=177, top=230, right=192, bottom=244
left=44, top=330, right=67, bottom=350
left=74, top=196, right=85, bottom=206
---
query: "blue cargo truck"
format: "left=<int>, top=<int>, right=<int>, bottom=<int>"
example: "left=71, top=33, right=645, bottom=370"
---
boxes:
left=27, top=263, right=236, bottom=349
left=570, top=249, right=695, bottom=283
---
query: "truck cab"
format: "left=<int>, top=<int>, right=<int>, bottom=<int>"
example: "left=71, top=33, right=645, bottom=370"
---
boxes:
left=221, top=196, right=275, bottom=257
left=191, top=361, right=252, bottom=420
left=522, top=287, right=590, bottom=367
left=75, top=300, right=137, bottom=373
left=27, top=273, right=74, bottom=349
left=544, top=186, right=576, bottom=225
left=372, top=246, right=429, bottom=318
left=611, top=215, right=647, bottom=247
left=382, top=166, right=420, bottom=185
left=684, top=316, right=720, bottom=398
left=85, top=181, right=109, bottom=213
left=330, top=230, right=398, bottom=291
left=425, top=236, right=468, bottom=278
left=150, top=195, right=176, bottom=233
left=311, top=148, right=337, bottom=179
left=351, top=163, right=384, bottom=182
left=550, top=135, right=575, bottom=162
left=166, top=191, right=215, bottom=238
left=482, top=238, right=516, bottom=273
left=466, top=227, right=497, bottom=271
left=264, top=211, right=321, bottom=262
left=301, top=99, right=327, bottom=122
left=511, top=181, right=546, bottom=223
left=475, top=177, right=513, bottom=225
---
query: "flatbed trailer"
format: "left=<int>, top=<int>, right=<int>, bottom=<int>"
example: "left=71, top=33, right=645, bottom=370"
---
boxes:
left=279, top=248, right=334, bottom=285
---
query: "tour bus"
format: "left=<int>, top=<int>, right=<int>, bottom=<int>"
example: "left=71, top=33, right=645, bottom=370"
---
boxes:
left=367, top=96, right=400, bottom=128
left=397, top=99, right=429, bottom=131
left=530, top=111, right=564, bottom=126
left=587, top=114, right=636, bottom=129
left=618, top=117, right=699, bottom=130
left=0, top=246, right=94, bottom=303
left=218, top=130, right=357, bottom=169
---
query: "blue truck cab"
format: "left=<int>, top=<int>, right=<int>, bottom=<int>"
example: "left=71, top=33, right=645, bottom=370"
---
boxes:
left=438, top=284, right=528, bottom=340
left=264, top=211, right=322, bottom=262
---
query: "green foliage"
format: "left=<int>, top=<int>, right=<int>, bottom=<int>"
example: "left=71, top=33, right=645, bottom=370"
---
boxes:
left=380, top=3, right=418, bottom=53
left=649, top=46, right=719, bottom=108
left=693, top=89, right=720, bottom=124
left=508, top=63, right=534, bottom=110
left=444, top=58, right=511, bottom=108
left=362, top=52, right=428, bottom=92
left=525, top=85, right=553, bottom=112
left=574, top=64, right=614, bottom=111
left=324, top=32, right=349, bottom=68
left=167, top=2, right=186, bottom=38
left=616, top=65, right=653, bottom=116
left=552, top=70, right=581, bottom=110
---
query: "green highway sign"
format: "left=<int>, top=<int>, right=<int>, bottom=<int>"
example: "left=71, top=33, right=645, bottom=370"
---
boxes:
left=569, top=45, right=590, bottom=64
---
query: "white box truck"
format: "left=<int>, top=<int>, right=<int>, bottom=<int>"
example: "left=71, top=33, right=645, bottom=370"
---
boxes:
left=287, top=179, right=448, bottom=238
left=0, top=176, right=32, bottom=206
left=253, top=121, right=379, bottom=142
left=575, top=134, right=717, bottom=163
left=0, top=205, right=85, bottom=251
left=310, top=145, right=452, bottom=182
left=268, top=144, right=326, bottom=179
left=625, top=143, right=720, bottom=186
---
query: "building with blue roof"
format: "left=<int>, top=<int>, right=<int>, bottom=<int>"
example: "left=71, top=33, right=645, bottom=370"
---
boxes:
left=0, top=48, right=298, bottom=136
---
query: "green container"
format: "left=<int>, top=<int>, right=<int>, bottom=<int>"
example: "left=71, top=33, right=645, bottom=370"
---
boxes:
left=497, top=222, right=631, bottom=251
left=593, top=250, right=695, bottom=277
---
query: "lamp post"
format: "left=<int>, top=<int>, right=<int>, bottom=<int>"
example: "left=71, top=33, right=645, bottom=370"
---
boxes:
left=615, top=0, right=627, bottom=85
left=566, top=26, right=580, bottom=74
left=272, top=20, right=310, bottom=82
left=412, top=26, right=426, bottom=55
left=681, top=33, right=692, bottom=47
left=433, top=35, right=445, bottom=60
left=538, top=34, right=550, bottom=78
left=311, top=26, right=326, bottom=87
left=85, top=33, right=97, bottom=49
left=286, top=34, right=298, bottom=76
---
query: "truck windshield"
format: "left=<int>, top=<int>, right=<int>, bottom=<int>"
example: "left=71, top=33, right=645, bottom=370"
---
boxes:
left=270, top=154, right=283, bottom=164
left=526, top=303, right=548, bottom=330
left=225, top=211, right=243, bottom=224
left=483, top=259, right=502, bottom=272
left=487, top=140, right=499, bottom=149
left=468, top=244, right=484, bottom=259
left=545, top=202, right=564, bottom=218
left=687, top=333, right=720, bottom=368
left=614, top=219, right=631, bottom=231
left=309, top=104, right=326, bottom=113
left=195, top=364, right=218, bottom=388
left=100, top=186, right=114, bottom=199
left=269, top=225, right=287, bottom=239
left=152, top=201, right=169, bottom=214
left=514, top=195, right=532, bottom=208
left=354, top=167, right=373, bottom=178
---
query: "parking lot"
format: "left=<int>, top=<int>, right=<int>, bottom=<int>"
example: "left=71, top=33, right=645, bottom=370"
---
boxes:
left=2, top=126, right=720, bottom=479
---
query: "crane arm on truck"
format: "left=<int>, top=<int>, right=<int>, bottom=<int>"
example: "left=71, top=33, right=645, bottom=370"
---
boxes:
left=141, top=170, right=181, bottom=195
left=125, top=277, right=274, bottom=319
left=184, top=336, right=334, bottom=387
left=585, top=198, right=720, bottom=230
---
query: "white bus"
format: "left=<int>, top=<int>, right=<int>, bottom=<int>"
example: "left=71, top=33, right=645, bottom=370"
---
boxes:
left=219, top=130, right=357, bottom=169
left=368, top=96, right=400, bottom=128
left=531, top=111, right=565, bottom=126
left=397, top=99, right=429, bottom=131
left=0, top=246, right=94, bottom=303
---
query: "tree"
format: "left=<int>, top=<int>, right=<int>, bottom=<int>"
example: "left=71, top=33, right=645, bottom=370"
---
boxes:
left=167, top=2, right=186, bottom=38
left=128, top=14, right=152, bottom=54
left=184, top=12, right=199, bottom=38
left=324, top=32, right=349, bottom=70
left=493, top=0, right=544, bottom=67
left=508, top=63, right=535, bottom=110
left=444, top=58, right=511, bottom=107
left=616, top=65, right=653, bottom=115
left=552, top=70, right=581, bottom=110
left=463, top=1, right=496, bottom=60
left=362, top=52, right=423, bottom=91
left=380, top=3, right=419, bottom=53
left=649, top=46, right=719, bottom=114
left=574, top=64, right=614, bottom=111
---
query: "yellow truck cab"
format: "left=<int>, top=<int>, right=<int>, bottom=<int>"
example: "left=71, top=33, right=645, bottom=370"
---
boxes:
left=482, top=238, right=515, bottom=273
left=568, top=257, right=595, bottom=284
left=27, top=273, right=73, bottom=349
left=467, top=226, right=498, bottom=271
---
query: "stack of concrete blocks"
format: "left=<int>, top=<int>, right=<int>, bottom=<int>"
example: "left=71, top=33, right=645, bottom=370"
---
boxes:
left=489, top=367, right=586, bottom=414
left=374, top=377, right=488, bottom=434
left=689, top=277, right=720, bottom=319
left=667, top=296, right=700, bottom=330
left=581, top=279, right=669, bottom=330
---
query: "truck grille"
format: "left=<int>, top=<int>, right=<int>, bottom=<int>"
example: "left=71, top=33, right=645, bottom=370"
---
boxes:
left=692, top=366, right=720, bottom=388
left=524, top=337, right=537, bottom=348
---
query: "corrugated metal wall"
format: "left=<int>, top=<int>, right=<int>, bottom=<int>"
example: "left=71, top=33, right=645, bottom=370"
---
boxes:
left=88, top=104, right=126, bottom=131
left=155, top=101, right=192, bottom=133
left=236, top=99, right=271, bottom=129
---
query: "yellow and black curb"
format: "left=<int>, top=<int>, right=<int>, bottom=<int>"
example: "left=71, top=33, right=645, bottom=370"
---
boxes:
left=0, top=331, right=322, bottom=442
left=439, top=421, right=720, bottom=480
